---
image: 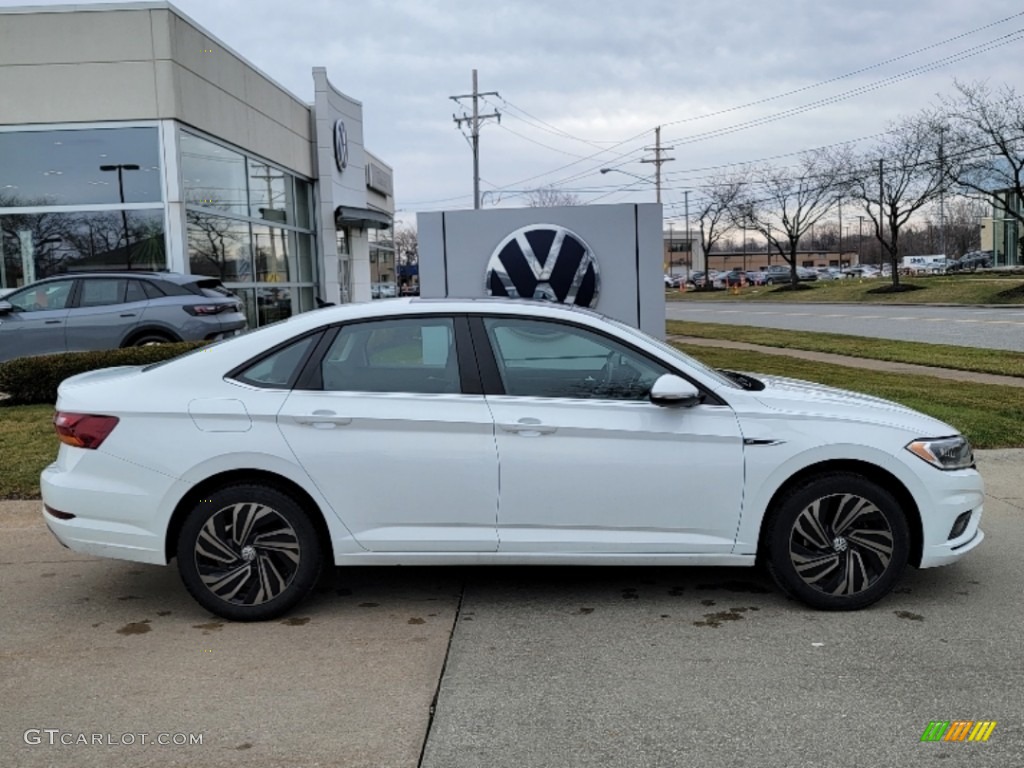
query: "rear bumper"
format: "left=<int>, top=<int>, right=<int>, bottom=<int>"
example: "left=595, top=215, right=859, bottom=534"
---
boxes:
left=40, top=449, right=187, bottom=565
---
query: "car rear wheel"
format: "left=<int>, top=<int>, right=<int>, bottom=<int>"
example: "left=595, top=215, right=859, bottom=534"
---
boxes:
left=176, top=484, right=322, bottom=621
left=764, top=473, right=909, bottom=610
left=130, top=332, right=175, bottom=346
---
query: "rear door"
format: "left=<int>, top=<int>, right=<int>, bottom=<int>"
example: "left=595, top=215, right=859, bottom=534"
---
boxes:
left=277, top=315, right=500, bottom=552
left=65, top=277, right=147, bottom=352
left=0, top=279, right=74, bottom=362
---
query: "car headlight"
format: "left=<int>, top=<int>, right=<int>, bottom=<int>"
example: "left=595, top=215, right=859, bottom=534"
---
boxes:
left=906, top=436, right=975, bottom=470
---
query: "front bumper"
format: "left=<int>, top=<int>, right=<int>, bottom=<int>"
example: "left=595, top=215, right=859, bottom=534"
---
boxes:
left=914, top=466, right=985, bottom=569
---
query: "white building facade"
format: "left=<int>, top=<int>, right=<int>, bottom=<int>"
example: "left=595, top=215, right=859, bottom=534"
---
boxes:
left=0, top=2, right=393, bottom=326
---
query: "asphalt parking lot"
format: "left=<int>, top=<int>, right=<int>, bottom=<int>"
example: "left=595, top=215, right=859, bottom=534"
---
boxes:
left=2, top=451, right=1022, bottom=768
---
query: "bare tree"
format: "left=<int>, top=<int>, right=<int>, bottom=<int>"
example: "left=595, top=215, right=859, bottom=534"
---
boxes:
left=695, top=174, right=743, bottom=268
left=942, top=80, right=1024, bottom=261
left=393, top=225, right=418, bottom=265
left=731, top=150, right=845, bottom=288
left=523, top=187, right=581, bottom=207
left=848, top=115, right=951, bottom=289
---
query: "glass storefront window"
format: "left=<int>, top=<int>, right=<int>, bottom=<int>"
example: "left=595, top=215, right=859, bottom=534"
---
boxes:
left=294, top=179, right=312, bottom=229
left=0, top=127, right=161, bottom=207
left=1, top=209, right=165, bottom=287
left=187, top=211, right=252, bottom=282
left=251, top=223, right=290, bottom=282
left=294, top=231, right=314, bottom=283
left=249, top=161, right=294, bottom=225
left=181, top=133, right=249, bottom=216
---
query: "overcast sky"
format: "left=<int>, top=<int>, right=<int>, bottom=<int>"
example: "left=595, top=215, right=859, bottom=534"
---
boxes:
left=6, top=0, right=1023, bottom=227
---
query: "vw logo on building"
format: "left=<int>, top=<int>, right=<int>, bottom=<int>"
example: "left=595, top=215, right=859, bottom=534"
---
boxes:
left=333, top=119, right=348, bottom=172
left=485, top=224, right=600, bottom=307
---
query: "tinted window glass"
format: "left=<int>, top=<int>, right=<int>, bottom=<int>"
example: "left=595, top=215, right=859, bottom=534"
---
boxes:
left=140, top=280, right=165, bottom=299
left=234, top=335, right=317, bottom=388
left=78, top=279, right=126, bottom=308
left=483, top=317, right=669, bottom=400
left=0, top=210, right=166, bottom=286
left=0, top=128, right=161, bottom=206
left=180, top=133, right=249, bottom=217
left=321, top=318, right=458, bottom=394
left=248, top=161, right=294, bottom=224
left=7, top=280, right=74, bottom=312
left=125, top=280, right=147, bottom=304
left=186, top=211, right=251, bottom=281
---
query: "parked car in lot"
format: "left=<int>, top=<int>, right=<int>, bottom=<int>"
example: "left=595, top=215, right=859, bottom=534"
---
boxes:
left=761, top=265, right=816, bottom=284
left=41, top=298, right=984, bottom=620
left=686, top=270, right=717, bottom=288
left=949, top=252, right=992, bottom=272
left=745, top=270, right=768, bottom=286
left=721, top=269, right=748, bottom=287
left=842, top=266, right=881, bottom=279
left=0, top=272, right=246, bottom=364
left=815, top=267, right=842, bottom=281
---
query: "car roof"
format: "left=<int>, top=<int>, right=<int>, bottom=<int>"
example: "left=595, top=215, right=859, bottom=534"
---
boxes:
left=29, top=272, right=209, bottom=285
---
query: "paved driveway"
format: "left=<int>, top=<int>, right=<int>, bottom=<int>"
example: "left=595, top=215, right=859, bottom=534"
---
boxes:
left=666, top=302, right=1024, bottom=351
left=2, top=451, right=1022, bottom=768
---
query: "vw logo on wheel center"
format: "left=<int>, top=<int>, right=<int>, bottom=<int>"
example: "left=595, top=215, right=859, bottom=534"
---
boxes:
left=485, top=224, right=600, bottom=308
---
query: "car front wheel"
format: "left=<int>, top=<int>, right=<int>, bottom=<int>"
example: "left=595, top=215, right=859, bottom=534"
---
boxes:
left=176, top=484, right=322, bottom=621
left=765, top=473, right=909, bottom=610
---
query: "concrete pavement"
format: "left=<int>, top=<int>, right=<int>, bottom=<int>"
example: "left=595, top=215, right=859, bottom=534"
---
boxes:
left=2, top=451, right=1021, bottom=768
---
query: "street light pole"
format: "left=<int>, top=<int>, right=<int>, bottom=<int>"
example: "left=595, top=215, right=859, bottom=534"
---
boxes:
left=100, top=163, right=140, bottom=267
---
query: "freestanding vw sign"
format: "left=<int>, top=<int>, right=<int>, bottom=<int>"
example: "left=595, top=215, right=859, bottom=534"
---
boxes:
left=484, top=224, right=600, bottom=307
left=418, top=203, right=665, bottom=338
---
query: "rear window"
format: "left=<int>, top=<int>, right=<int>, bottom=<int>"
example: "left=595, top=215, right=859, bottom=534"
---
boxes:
left=192, top=280, right=234, bottom=299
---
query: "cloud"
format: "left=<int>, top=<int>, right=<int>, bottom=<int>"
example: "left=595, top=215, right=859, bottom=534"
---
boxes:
left=4, top=0, right=1022, bottom=227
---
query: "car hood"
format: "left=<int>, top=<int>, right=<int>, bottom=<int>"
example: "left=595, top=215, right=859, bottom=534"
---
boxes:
left=745, top=374, right=957, bottom=435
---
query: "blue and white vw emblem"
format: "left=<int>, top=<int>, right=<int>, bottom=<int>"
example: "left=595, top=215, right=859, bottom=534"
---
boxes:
left=485, top=224, right=600, bottom=307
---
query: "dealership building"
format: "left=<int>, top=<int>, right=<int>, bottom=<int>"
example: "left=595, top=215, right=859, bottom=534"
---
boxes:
left=0, top=1, right=394, bottom=326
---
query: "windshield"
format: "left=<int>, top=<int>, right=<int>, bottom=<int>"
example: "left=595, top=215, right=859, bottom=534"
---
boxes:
left=602, top=316, right=739, bottom=390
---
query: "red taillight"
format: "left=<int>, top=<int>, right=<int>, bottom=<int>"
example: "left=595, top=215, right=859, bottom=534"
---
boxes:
left=53, top=412, right=119, bottom=449
left=184, top=304, right=234, bottom=316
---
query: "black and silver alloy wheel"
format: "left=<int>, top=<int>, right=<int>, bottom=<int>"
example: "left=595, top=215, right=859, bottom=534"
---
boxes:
left=789, top=494, right=894, bottom=596
left=765, top=473, right=909, bottom=611
left=177, top=484, right=322, bottom=621
left=195, top=503, right=301, bottom=606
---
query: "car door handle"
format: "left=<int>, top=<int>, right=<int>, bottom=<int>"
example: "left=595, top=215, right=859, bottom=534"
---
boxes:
left=499, top=418, right=557, bottom=436
left=292, top=410, right=352, bottom=429
left=119, top=313, right=136, bottom=317
left=44, top=320, right=62, bottom=325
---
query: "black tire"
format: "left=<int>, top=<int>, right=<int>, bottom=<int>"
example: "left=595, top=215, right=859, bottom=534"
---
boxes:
left=130, top=332, right=175, bottom=346
left=765, top=278, right=774, bottom=285
left=764, top=473, right=909, bottom=611
left=176, top=484, right=322, bottom=621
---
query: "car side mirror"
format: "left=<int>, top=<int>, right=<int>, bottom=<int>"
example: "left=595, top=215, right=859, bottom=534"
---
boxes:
left=0, top=300, right=12, bottom=315
left=649, top=374, right=702, bottom=408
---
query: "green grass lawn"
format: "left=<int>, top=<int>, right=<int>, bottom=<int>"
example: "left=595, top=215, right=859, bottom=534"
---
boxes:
left=668, top=275, right=1024, bottom=304
left=0, top=404, right=57, bottom=499
left=666, top=320, right=1024, bottom=379
left=2, top=344, right=1022, bottom=500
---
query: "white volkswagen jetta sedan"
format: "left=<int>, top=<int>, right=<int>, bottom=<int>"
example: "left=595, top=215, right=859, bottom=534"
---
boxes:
left=41, top=299, right=984, bottom=621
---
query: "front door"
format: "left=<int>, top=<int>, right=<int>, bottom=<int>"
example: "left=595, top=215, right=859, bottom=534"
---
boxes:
left=278, top=316, right=499, bottom=552
left=477, top=315, right=745, bottom=554
left=0, top=279, right=74, bottom=362
left=65, top=277, right=146, bottom=352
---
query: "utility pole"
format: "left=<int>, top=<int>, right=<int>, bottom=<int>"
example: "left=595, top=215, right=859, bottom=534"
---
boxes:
left=451, top=69, right=500, bottom=210
left=683, top=190, right=690, bottom=270
left=938, top=129, right=946, bottom=256
left=639, top=126, right=675, bottom=204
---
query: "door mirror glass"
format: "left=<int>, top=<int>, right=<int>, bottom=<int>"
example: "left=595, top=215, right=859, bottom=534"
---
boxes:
left=0, top=300, right=12, bottom=315
left=649, top=374, right=701, bottom=407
